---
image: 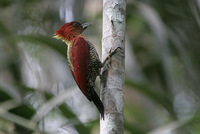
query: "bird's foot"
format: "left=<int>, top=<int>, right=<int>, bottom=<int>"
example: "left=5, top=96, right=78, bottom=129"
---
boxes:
left=100, top=47, right=122, bottom=80
left=102, top=47, right=122, bottom=67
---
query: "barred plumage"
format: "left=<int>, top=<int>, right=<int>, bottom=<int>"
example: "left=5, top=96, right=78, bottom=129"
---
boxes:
left=86, top=40, right=103, bottom=99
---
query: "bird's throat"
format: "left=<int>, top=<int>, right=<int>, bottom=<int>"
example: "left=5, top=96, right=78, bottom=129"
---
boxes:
left=53, top=34, right=74, bottom=71
left=53, top=34, right=72, bottom=45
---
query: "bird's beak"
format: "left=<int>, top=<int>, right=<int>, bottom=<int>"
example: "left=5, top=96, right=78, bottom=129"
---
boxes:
left=82, top=22, right=94, bottom=29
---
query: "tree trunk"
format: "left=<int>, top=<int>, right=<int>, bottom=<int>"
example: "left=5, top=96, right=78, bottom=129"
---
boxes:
left=100, top=0, right=126, bottom=134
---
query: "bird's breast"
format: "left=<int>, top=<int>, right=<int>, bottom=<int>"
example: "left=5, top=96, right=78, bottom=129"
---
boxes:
left=67, top=43, right=74, bottom=71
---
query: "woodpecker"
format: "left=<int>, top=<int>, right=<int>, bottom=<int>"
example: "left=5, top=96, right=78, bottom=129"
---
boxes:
left=53, top=21, right=104, bottom=119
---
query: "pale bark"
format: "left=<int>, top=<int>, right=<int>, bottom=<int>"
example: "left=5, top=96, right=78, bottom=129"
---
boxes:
left=100, top=0, right=126, bottom=134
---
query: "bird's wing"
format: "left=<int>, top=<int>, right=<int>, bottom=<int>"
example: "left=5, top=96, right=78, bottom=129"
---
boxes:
left=70, top=36, right=91, bottom=100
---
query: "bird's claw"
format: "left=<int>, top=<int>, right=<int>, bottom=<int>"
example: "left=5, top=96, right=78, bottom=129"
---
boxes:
left=102, top=47, right=122, bottom=67
left=100, top=47, right=122, bottom=80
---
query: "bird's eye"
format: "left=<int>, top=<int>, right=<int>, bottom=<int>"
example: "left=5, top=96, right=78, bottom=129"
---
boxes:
left=73, top=22, right=79, bottom=26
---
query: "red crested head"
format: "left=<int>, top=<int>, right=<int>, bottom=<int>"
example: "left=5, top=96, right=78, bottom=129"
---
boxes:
left=54, top=21, right=92, bottom=43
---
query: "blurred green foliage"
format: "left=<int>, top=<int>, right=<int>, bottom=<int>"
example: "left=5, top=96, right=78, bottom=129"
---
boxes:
left=0, top=0, right=200, bottom=134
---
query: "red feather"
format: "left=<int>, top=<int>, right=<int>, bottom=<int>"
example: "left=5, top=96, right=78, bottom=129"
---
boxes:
left=70, top=36, right=90, bottom=98
left=54, top=21, right=104, bottom=119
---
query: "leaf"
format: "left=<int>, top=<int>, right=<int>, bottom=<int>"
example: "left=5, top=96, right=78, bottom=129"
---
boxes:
left=59, top=104, right=90, bottom=134
left=16, top=35, right=67, bottom=57
left=0, top=21, right=10, bottom=36
left=125, top=79, right=176, bottom=119
left=44, top=91, right=90, bottom=134
left=124, top=121, right=146, bottom=134
left=0, top=0, right=12, bottom=8
left=9, top=105, right=35, bottom=119
left=9, top=105, right=36, bottom=133
left=0, top=88, right=12, bottom=102
left=0, top=105, right=39, bottom=133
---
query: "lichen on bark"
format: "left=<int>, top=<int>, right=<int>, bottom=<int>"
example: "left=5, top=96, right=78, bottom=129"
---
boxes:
left=100, top=0, right=126, bottom=134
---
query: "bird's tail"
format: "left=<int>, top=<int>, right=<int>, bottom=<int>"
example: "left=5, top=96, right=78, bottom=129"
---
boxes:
left=91, top=90, right=104, bottom=120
